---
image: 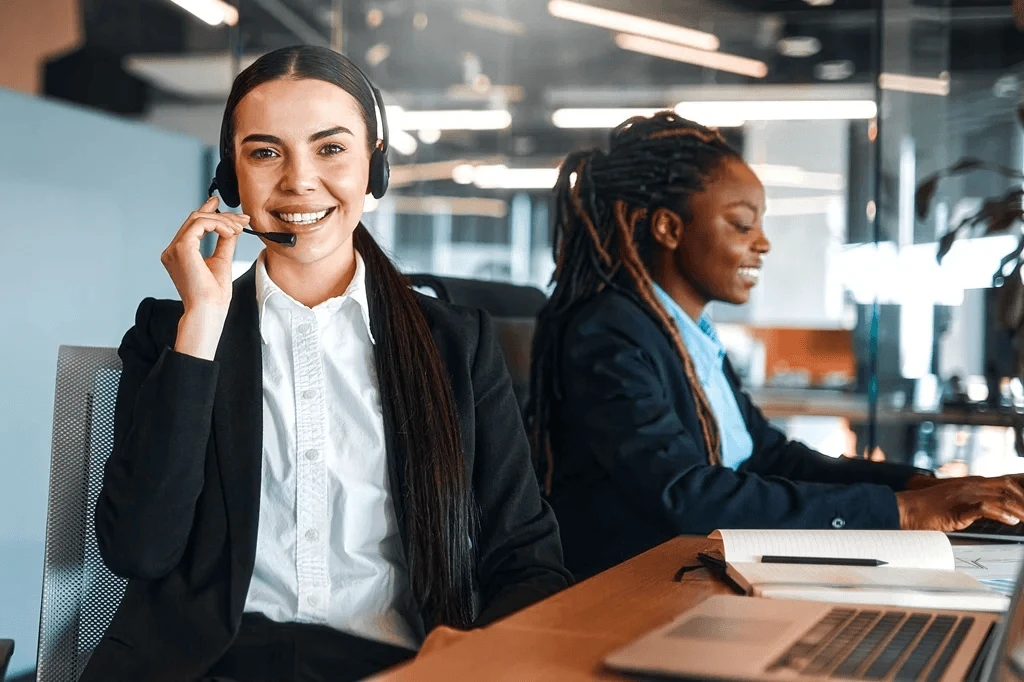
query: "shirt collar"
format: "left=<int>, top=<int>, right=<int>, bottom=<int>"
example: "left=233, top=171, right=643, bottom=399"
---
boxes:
left=255, top=250, right=375, bottom=345
left=652, top=283, right=725, bottom=385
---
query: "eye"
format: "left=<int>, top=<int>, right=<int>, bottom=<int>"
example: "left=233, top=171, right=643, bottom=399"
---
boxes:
left=732, top=221, right=753, bottom=233
left=249, top=148, right=278, bottom=160
left=319, top=143, right=345, bottom=156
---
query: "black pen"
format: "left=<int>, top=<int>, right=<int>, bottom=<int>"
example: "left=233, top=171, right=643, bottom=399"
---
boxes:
left=761, top=555, right=888, bottom=567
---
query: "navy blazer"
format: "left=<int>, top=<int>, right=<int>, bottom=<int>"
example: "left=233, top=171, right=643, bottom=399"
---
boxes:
left=547, top=288, right=921, bottom=579
left=82, top=264, right=571, bottom=682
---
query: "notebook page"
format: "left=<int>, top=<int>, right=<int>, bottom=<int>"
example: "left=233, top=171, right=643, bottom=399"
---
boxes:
left=728, top=562, right=1009, bottom=611
left=710, top=530, right=954, bottom=569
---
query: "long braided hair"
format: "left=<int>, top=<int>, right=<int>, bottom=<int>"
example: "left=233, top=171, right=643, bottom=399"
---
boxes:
left=527, top=111, right=742, bottom=493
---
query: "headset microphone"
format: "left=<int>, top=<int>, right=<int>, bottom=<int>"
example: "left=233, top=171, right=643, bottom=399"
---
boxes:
left=243, top=226, right=297, bottom=247
left=208, top=178, right=298, bottom=247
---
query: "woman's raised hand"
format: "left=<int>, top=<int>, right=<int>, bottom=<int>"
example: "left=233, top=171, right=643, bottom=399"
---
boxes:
left=162, top=196, right=249, bottom=360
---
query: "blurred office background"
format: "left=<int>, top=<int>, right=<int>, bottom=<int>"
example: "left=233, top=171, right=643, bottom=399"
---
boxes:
left=2, top=0, right=1023, bottom=677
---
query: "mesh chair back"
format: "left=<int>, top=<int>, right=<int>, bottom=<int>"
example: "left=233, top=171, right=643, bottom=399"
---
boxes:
left=37, top=346, right=126, bottom=682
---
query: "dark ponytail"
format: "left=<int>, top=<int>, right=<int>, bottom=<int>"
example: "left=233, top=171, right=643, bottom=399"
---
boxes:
left=225, top=46, right=478, bottom=629
left=355, top=226, right=478, bottom=628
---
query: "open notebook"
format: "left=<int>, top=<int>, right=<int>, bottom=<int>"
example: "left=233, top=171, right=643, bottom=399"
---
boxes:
left=710, top=529, right=1011, bottom=612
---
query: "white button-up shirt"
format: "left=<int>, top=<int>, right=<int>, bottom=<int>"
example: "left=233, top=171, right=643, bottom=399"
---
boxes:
left=243, top=251, right=422, bottom=649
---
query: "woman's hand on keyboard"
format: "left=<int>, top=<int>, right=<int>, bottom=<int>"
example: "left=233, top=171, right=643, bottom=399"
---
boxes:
left=895, top=475, right=1024, bottom=531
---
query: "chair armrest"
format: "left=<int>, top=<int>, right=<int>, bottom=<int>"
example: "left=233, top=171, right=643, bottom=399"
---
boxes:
left=0, top=639, right=13, bottom=681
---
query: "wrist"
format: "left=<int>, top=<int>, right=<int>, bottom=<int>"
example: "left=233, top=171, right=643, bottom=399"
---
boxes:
left=175, top=307, right=228, bottom=361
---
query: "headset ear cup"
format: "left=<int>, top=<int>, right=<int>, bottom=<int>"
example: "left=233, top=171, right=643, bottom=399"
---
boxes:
left=368, top=149, right=389, bottom=199
left=214, top=160, right=241, bottom=208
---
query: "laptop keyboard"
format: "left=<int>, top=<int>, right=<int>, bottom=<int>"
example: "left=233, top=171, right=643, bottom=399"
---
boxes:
left=766, top=608, right=975, bottom=681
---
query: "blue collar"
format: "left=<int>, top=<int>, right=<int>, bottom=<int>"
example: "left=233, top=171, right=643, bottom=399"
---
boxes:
left=652, top=285, right=725, bottom=385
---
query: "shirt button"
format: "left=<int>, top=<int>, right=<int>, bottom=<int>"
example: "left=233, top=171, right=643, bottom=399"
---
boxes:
left=307, top=595, right=318, bottom=607
left=304, top=449, right=319, bottom=461
left=302, top=389, right=317, bottom=400
left=305, top=529, right=319, bottom=542
left=297, top=323, right=311, bottom=334
left=831, top=517, right=846, bottom=529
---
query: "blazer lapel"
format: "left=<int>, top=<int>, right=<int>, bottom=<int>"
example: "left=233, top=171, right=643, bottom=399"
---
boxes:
left=213, top=264, right=263, bottom=617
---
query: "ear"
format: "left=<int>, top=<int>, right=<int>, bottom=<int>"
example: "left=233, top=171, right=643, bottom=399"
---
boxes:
left=650, top=207, right=684, bottom=251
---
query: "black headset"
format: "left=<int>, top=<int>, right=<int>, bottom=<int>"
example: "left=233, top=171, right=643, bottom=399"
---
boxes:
left=208, top=58, right=391, bottom=208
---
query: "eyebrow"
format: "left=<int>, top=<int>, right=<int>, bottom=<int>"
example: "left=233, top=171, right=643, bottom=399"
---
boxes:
left=240, top=126, right=354, bottom=146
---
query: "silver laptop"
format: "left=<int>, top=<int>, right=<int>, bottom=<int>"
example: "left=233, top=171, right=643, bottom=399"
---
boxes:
left=604, top=555, right=1024, bottom=682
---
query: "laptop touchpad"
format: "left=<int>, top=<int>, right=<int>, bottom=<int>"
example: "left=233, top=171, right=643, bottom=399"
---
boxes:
left=669, top=615, right=791, bottom=645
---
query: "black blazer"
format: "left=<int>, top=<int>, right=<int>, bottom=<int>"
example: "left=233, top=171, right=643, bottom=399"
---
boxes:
left=547, top=289, right=923, bottom=579
left=81, top=265, right=571, bottom=682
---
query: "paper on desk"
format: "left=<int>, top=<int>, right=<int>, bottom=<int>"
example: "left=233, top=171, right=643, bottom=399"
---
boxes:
left=725, top=562, right=1010, bottom=611
left=711, top=530, right=955, bottom=570
left=954, top=544, right=1024, bottom=595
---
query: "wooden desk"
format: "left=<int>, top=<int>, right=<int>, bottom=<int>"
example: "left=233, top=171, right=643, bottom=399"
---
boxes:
left=371, top=536, right=729, bottom=681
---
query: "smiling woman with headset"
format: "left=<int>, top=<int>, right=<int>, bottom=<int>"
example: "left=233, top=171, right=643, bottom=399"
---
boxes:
left=81, top=46, right=571, bottom=682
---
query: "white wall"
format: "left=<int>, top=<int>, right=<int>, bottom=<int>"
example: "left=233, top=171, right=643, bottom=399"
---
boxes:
left=0, top=87, right=207, bottom=676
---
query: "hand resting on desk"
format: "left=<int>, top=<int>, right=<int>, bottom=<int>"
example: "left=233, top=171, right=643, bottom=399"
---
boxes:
left=896, top=474, right=1024, bottom=531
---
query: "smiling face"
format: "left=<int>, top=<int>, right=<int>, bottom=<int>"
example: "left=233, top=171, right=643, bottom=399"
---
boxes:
left=651, top=156, right=770, bottom=319
left=232, top=77, right=374, bottom=265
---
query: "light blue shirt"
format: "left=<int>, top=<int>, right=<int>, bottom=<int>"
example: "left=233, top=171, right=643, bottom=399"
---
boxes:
left=653, top=285, right=754, bottom=470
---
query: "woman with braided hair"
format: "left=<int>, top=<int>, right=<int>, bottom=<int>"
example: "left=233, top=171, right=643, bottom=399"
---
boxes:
left=528, top=111, right=1024, bottom=579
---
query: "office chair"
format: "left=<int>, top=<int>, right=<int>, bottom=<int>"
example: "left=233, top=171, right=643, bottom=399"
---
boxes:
left=37, top=346, right=127, bottom=682
left=406, top=274, right=547, bottom=411
left=0, top=638, right=13, bottom=681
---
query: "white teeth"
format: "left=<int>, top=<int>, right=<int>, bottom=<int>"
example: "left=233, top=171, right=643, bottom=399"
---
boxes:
left=738, top=267, right=761, bottom=284
left=277, top=209, right=329, bottom=225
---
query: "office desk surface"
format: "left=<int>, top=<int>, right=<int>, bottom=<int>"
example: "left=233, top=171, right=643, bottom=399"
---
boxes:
left=371, top=536, right=729, bottom=681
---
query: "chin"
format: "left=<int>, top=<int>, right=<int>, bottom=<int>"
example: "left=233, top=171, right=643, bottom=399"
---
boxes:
left=722, top=291, right=751, bottom=306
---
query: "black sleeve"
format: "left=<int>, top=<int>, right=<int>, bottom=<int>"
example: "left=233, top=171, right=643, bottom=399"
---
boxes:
left=470, top=311, right=573, bottom=627
left=558, top=306, right=902, bottom=535
left=94, top=298, right=219, bottom=580
left=725, top=360, right=925, bottom=491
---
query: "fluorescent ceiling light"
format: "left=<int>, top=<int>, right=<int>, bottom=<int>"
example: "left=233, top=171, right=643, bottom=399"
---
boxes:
left=385, top=106, right=512, bottom=131
left=548, top=0, right=719, bottom=51
left=452, top=164, right=560, bottom=189
left=418, top=129, right=442, bottom=144
left=446, top=83, right=526, bottom=103
left=168, top=0, right=238, bottom=26
left=389, top=157, right=506, bottom=186
left=878, top=72, right=950, bottom=97
left=389, top=129, right=419, bottom=156
left=676, top=99, right=877, bottom=121
left=552, top=107, right=666, bottom=129
left=748, top=164, right=845, bottom=191
left=616, top=34, right=768, bottom=79
left=552, top=100, right=877, bottom=129
left=458, top=8, right=527, bottom=36
left=776, top=36, right=821, bottom=58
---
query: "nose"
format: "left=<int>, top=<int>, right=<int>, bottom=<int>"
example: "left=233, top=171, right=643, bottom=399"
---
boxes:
left=279, top=153, right=318, bottom=194
left=753, top=225, right=771, bottom=256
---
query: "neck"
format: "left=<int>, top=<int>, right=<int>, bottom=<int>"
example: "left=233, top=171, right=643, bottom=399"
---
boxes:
left=651, top=268, right=707, bottom=323
left=264, top=241, right=357, bottom=308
